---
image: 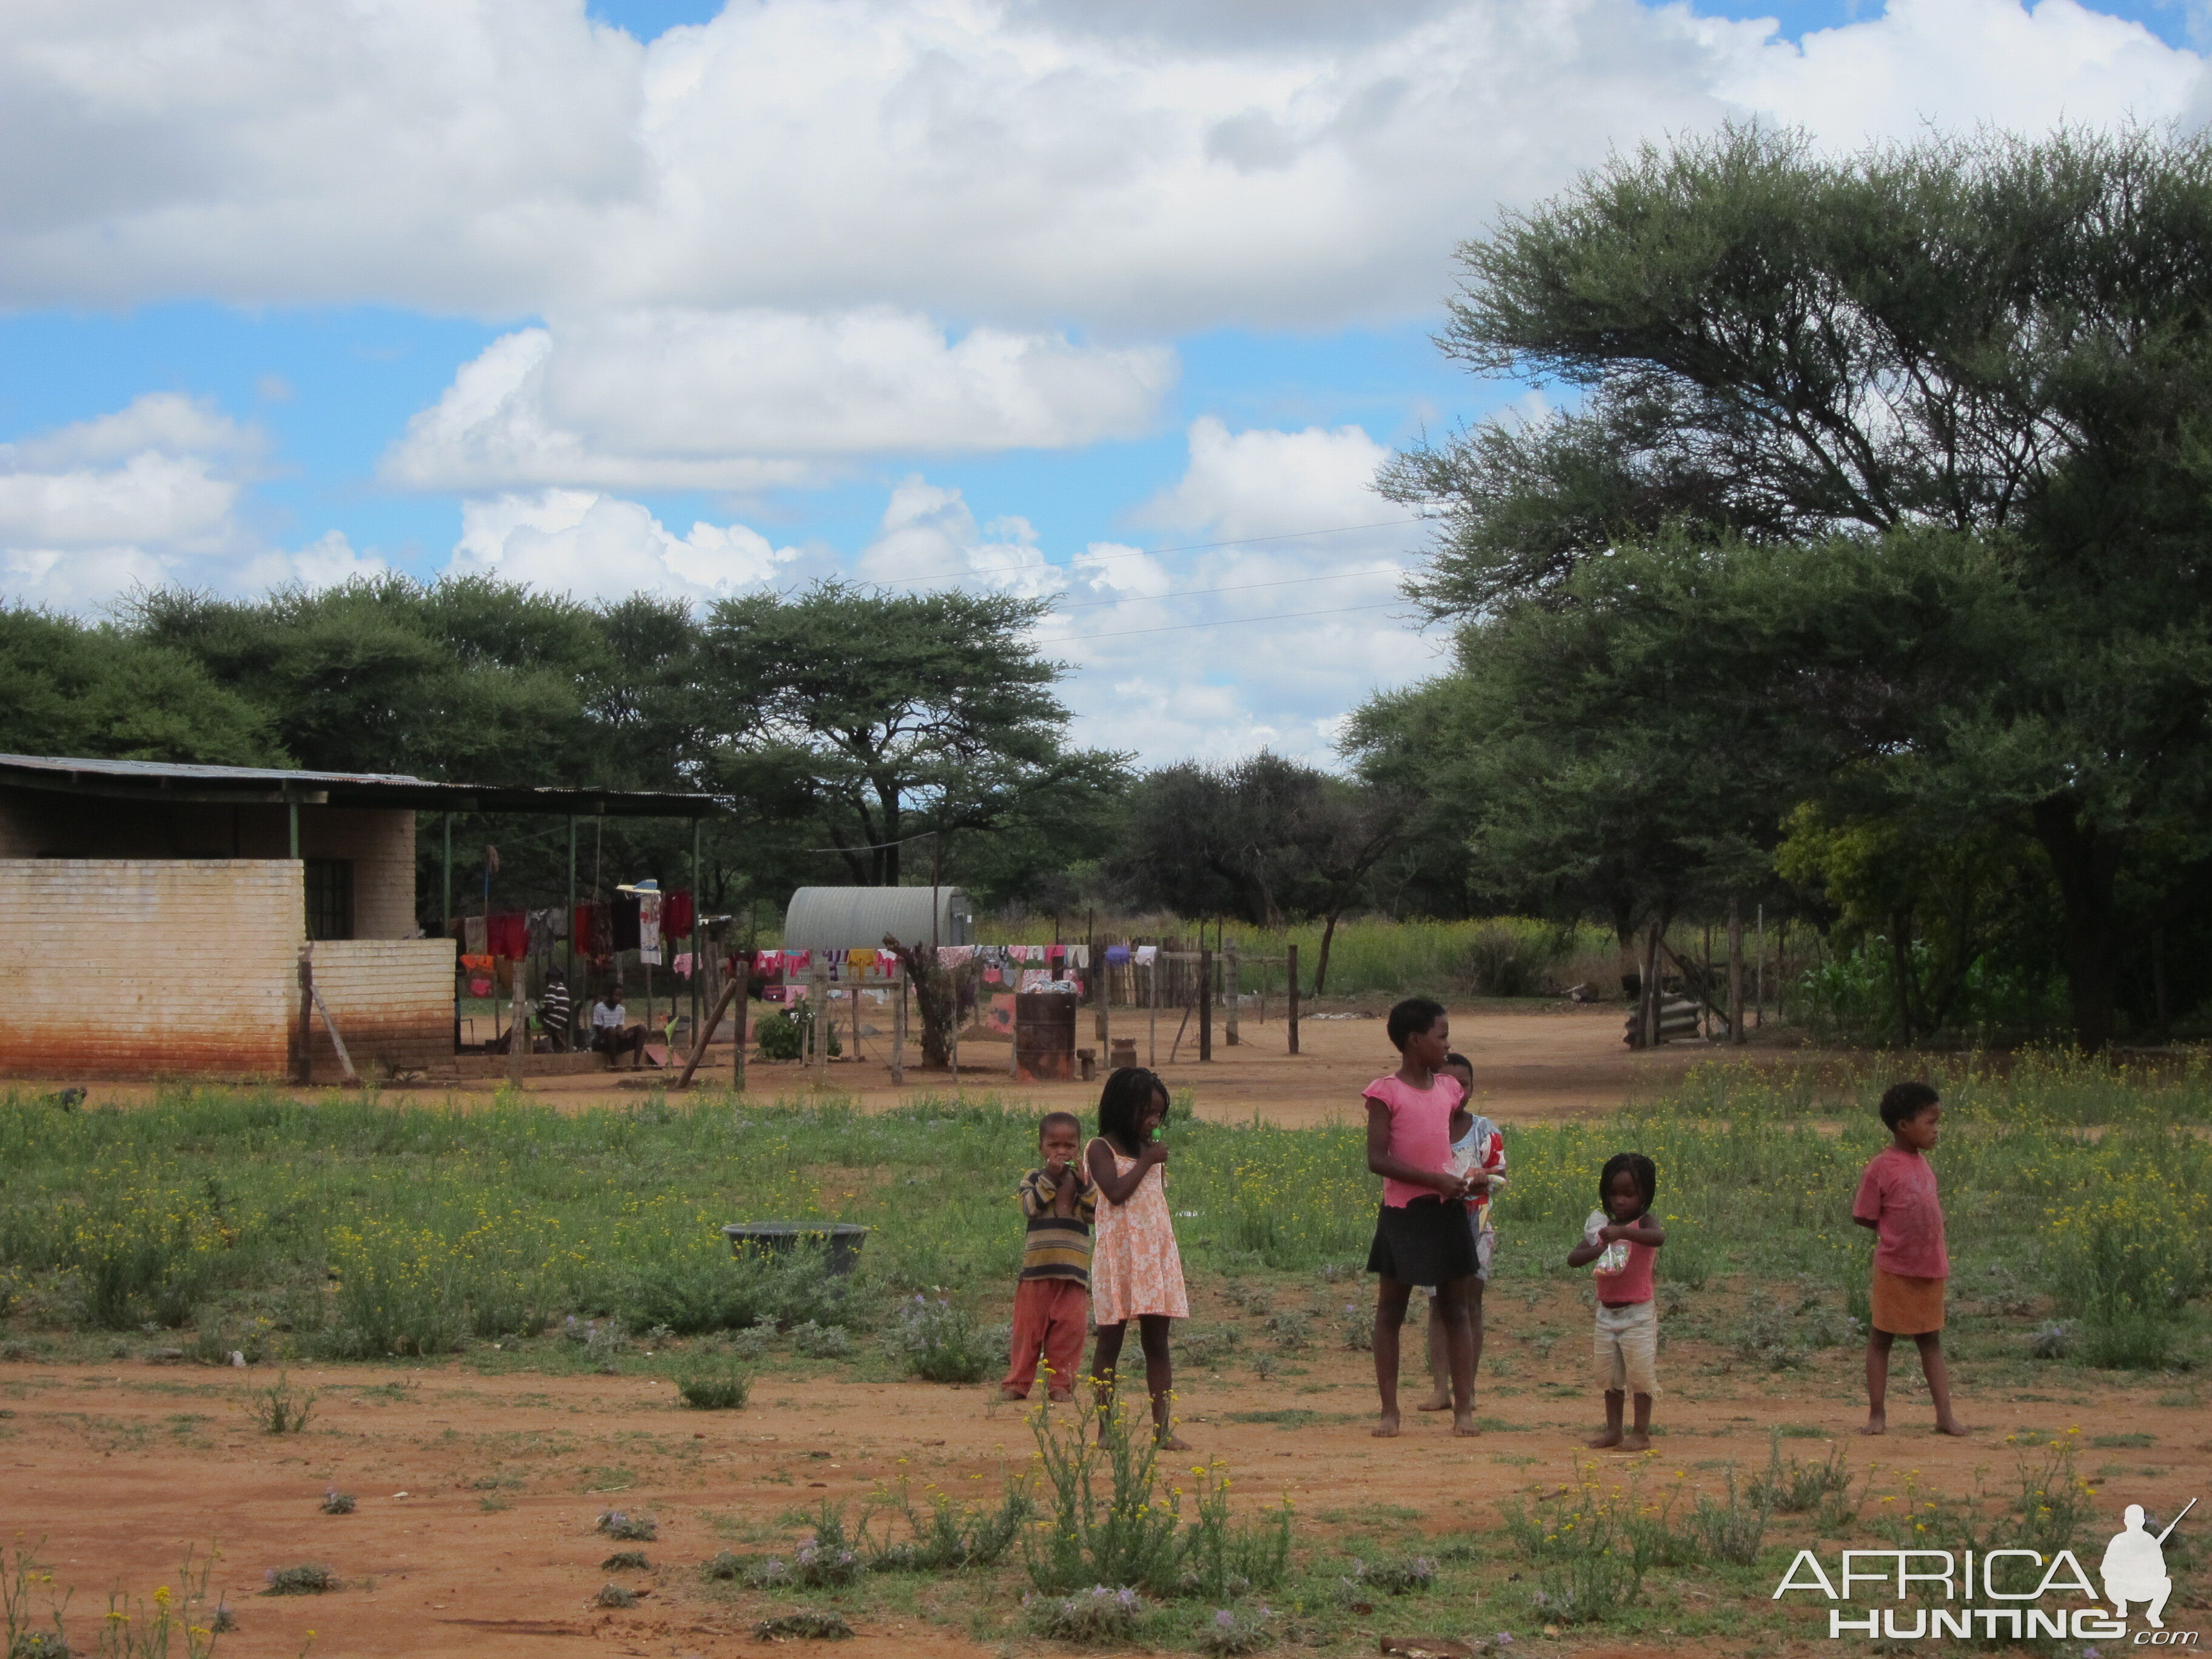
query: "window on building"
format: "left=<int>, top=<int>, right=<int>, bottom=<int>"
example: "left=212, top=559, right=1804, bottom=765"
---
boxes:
left=304, top=859, right=354, bottom=940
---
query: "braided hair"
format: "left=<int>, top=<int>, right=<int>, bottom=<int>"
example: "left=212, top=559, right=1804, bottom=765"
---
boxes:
left=1598, top=1151, right=1657, bottom=1220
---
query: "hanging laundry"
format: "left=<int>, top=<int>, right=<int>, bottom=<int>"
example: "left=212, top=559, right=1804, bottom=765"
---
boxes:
left=1134, top=945, right=1157, bottom=967
left=572, top=902, right=606, bottom=956
left=673, top=951, right=694, bottom=978
left=848, top=947, right=877, bottom=970
left=1019, top=968, right=1051, bottom=992
left=486, top=912, right=529, bottom=960
left=1072, top=944, right=1090, bottom=968
left=460, top=953, right=495, bottom=973
left=639, top=891, right=663, bottom=965
left=463, top=915, right=488, bottom=955
left=783, top=948, right=811, bottom=973
left=1105, top=944, right=1130, bottom=965
left=937, top=945, right=973, bottom=970
left=612, top=893, right=642, bottom=952
left=469, top=976, right=493, bottom=997
left=984, top=967, right=1003, bottom=984
left=663, top=890, right=695, bottom=940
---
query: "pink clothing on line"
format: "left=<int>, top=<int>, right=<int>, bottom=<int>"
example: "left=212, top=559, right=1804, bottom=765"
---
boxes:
left=1362, top=1073, right=1466, bottom=1208
left=1595, top=1238, right=1658, bottom=1305
left=1852, top=1145, right=1949, bottom=1279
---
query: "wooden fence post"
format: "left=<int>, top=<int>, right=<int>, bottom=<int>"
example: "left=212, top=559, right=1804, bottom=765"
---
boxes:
left=1224, top=944, right=1239, bottom=1046
left=295, top=944, right=315, bottom=1086
left=1198, top=946, right=1213, bottom=1062
left=1728, top=896, right=1745, bottom=1046
left=1286, top=943, right=1300, bottom=1054
left=891, top=963, right=905, bottom=1086
left=811, top=964, right=830, bottom=1085
left=733, top=954, right=748, bottom=1093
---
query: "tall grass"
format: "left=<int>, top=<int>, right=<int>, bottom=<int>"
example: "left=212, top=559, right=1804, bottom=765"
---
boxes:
left=1, top=1050, right=2205, bottom=1364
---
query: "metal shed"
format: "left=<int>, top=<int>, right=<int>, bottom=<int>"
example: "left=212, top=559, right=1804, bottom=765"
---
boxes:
left=781, top=886, right=973, bottom=952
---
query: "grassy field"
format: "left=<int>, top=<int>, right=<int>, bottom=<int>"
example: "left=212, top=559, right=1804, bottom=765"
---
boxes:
left=2, top=1053, right=2208, bottom=1654
left=4, top=1050, right=2207, bottom=1373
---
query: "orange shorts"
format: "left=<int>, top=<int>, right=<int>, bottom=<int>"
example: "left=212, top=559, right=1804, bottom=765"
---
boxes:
left=1871, top=1269, right=1945, bottom=1336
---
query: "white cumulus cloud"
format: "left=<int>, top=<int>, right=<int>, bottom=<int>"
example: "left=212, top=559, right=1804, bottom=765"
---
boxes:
left=445, top=488, right=802, bottom=604
left=383, top=309, right=1174, bottom=492
left=0, top=0, right=2198, bottom=330
left=855, top=477, right=1065, bottom=598
left=0, top=393, right=368, bottom=609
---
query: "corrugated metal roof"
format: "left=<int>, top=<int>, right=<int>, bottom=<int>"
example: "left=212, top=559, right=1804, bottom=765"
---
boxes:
left=782, top=885, right=974, bottom=951
left=0, top=752, right=722, bottom=818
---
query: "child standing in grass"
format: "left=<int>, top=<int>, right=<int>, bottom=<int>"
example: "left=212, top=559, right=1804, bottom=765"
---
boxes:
left=1854, top=1081, right=1968, bottom=1437
left=1567, top=1152, right=1664, bottom=1450
left=1414, top=1050, right=1506, bottom=1414
left=1364, top=999, right=1483, bottom=1439
left=1003, top=1110, right=1098, bottom=1404
left=1087, top=1067, right=1191, bottom=1449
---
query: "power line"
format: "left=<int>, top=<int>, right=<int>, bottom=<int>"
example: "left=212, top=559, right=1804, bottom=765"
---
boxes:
left=1046, top=598, right=1409, bottom=642
left=862, top=515, right=1427, bottom=591
left=1045, top=563, right=1406, bottom=615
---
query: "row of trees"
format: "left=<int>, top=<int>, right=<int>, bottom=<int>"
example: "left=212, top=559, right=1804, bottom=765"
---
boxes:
left=1346, top=124, right=2212, bottom=1050
left=0, top=579, right=1129, bottom=928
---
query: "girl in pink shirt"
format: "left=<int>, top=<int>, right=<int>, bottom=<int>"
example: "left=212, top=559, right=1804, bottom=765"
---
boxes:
left=1566, top=1151, right=1664, bottom=1451
left=1363, top=997, right=1484, bottom=1439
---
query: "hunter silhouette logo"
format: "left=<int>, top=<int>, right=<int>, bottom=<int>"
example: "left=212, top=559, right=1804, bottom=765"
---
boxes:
left=2103, top=1499, right=2193, bottom=1631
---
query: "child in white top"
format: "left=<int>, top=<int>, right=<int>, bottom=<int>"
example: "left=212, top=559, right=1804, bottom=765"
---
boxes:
left=1415, top=1051, right=1506, bottom=1412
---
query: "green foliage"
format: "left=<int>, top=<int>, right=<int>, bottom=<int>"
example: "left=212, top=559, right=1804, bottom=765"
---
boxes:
left=242, top=1371, right=316, bottom=1435
left=675, top=1364, right=751, bottom=1410
left=882, top=1295, right=995, bottom=1383
left=1024, top=1401, right=1293, bottom=1600
left=754, top=1005, right=837, bottom=1064
left=0, top=606, right=284, bottom=766
left=859, top=1473, right=1031, bottom=1572
left=1373, top=124, right=2212, bottom=1049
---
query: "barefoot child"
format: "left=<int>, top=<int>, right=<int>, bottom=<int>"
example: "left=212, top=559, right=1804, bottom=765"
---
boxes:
left=1853, top=1081, right=1968, bottom=1437
left=1414, top=1051, right=1506, bottom=1413
left=1002, top=1111, right=1098, bottom=1403
left=1364, top=999, right=1483, bottom=1438
left=1087, top=1067, right=1191, bottom=1449
left=1566, top=1153, right=1664, bottom=1450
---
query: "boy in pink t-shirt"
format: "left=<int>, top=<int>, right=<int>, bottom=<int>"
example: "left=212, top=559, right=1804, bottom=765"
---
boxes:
left=1851, top=1081, right=1968, bottom=1437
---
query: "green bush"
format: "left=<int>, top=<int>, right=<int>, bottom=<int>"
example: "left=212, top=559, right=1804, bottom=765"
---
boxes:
left=756, top=1005, right=840, bottom=1062
left=676, top=1364, right=751, bottom=1410
left=883, top=1295, right=995, bottom=1382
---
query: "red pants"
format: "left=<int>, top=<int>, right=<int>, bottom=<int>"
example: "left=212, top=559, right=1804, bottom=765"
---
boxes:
left=1005, top=1278, right=1089, bottom=1397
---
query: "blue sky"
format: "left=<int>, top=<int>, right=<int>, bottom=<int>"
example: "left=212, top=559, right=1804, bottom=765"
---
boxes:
left=4, top=0, right=2206, bottom=765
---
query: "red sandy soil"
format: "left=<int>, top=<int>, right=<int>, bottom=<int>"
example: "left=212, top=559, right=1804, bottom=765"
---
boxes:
left=6, top=1272, right=2205, bottom=1659
left=10, top=1002, right=1832, bottom=1124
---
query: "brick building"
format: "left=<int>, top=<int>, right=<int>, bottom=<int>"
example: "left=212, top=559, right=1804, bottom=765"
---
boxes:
left=0, top=754, right=716, bottom=1082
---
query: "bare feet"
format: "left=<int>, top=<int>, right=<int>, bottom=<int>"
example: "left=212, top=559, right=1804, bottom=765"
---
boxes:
left=1415, top=1390, right=1453, bottom=1412
left=1621, top=1432, right=1651, bottom=1452
left=999, top=1387, right=1028, bottom=1401
left=1156, top=1432, right=1193, bottom=1452
left=1858, top=1412, right=1887, bottom=1437
left=1047, top=1390, right=1075, bottom=1404
left=1587, top=1427, right=1623, bottom=1449
left=1935, top=1419, right=1971, bottom=1437
left=1452, top=1412, right=1481, bottom=1438
left=1373, top=1409, right=1403, bottom=1438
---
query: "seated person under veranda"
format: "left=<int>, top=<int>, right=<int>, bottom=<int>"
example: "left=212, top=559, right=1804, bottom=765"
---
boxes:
left=590, top=988, right=646, bottom=1067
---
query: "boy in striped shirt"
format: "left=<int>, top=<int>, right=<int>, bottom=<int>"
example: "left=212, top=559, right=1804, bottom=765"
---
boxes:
left=1002, top=1111, right=1098, bottom=1403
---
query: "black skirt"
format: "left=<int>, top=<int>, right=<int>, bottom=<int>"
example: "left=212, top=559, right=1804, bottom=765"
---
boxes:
left=1366, top=1197, right=1480, bottom=1285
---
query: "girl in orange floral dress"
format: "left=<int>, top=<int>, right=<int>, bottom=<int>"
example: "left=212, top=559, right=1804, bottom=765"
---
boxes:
left=1085, top=1066, right=1191, bottom=1449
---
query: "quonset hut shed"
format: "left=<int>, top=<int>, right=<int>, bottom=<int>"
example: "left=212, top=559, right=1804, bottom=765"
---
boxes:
left=0, top=753, right=717, bottom=1081
left=780, top=886, right=973, bottom=953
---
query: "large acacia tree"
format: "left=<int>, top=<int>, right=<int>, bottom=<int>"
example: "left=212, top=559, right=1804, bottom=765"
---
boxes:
left=1383, top=125, right=2212, bottom=1048
left=699, top=581, right=1128, bottom=889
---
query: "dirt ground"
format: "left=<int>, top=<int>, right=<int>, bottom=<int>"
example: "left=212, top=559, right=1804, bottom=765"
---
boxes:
left=5, top=1282, right=2204, bottom=1659
left=19, top=1000, right=1828, bottom=1124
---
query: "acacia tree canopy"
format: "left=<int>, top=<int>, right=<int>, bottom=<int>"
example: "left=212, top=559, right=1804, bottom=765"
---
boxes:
left=1378, top=124, right=2212, bottom=1048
